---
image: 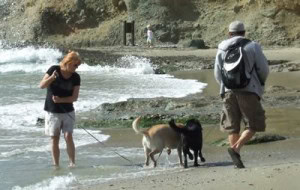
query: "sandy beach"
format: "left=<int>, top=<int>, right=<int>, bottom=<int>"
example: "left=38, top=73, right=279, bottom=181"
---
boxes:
left=72, top=47, right=300, bottom=190
left=2, top=1, right=300, bottom=188
left=81, top=127, right=300, bottom=190
left=93, top=161, right=300, bottom=190
left=88, top=161, right=300, bottom=190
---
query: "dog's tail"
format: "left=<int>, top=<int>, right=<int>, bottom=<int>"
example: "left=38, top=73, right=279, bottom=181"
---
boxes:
left=132, top=116, right=148, bottom=136
left=169, top=119, right=187, bottom=134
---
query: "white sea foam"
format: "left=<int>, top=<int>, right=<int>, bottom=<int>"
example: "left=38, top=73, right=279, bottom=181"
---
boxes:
left=115, top=55, right=155, bottom=74
left=81, top=163, right=182, bottom=187
left=0, top=51, right=206, bottom=154
left=0, top=0, right=8, bottom=7
left=0, top=129, right=109, bottom=158
left=0, top=47, right=154, bottom=75
left=0, top=46, right=62, bottom=64
left=0, top=46, right=208, bottom=189
left=0, top=47, right=62, bottom=73
left=76, top=55, right=154, bottom=76
left=12, top=173, right=77, bottom=190
left=0, top=102, right=45, bottom=131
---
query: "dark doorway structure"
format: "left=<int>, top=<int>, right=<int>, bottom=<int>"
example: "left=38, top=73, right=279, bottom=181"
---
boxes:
left=123, top=21, right=135, bottom=46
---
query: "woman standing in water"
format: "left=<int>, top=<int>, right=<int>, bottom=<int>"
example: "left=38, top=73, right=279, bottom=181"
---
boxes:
left=39, top=51, right=81, bottom=168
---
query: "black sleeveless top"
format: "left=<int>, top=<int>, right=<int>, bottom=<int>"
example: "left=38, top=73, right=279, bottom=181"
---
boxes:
left=44, top=65, right=81, bottom=113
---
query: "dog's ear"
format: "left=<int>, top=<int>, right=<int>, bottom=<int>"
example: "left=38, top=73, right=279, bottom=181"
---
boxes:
left=195, top=119, right=201, bottom=126
left=194, top=119, right=202, bottom=128
left=197, top=120, right=203, bottom=130
left=169, top=118, right=175, bottom=125
left=186, top=119, right=202, bottom=129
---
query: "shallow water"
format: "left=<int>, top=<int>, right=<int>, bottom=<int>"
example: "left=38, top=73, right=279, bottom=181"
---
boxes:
left=0, top=46, right=207, bottom=190
left=172, top=70, right=300, bottom=138
left=1, top=44, right=299, bottom=189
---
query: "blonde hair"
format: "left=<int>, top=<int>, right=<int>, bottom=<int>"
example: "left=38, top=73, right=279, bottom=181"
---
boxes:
left=60, top=51, right=81, bottom=69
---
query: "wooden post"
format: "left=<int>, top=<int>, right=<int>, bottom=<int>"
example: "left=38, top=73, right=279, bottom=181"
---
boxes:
left=131, top=21, right=135, bottom=46
left=123, top=21, right=127, bottom=46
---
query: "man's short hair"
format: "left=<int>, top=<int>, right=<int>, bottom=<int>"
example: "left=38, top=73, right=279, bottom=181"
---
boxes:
left=229, top=21, right=245, bottom=32
left=230, top=31, right=246, bottom=36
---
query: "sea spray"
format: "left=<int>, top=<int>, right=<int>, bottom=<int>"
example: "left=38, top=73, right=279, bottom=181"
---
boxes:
left=0, top=47, right=62, bottom=73
left=0, top=46, right=207, bottom=190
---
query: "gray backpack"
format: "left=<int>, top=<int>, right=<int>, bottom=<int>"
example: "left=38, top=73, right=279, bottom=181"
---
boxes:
left=221, top=38, right=254, bottom=89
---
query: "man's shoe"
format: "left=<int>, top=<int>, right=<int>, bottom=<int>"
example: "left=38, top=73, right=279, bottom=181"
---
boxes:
left=228, top=148, right=245, bottom=168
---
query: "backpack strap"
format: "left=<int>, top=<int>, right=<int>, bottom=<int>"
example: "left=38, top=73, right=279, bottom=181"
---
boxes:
left=239, top=38, right=255, bottom=73
left=238, top=38, right=251, bottom=47
left=228, top=38, right=251, bottom=50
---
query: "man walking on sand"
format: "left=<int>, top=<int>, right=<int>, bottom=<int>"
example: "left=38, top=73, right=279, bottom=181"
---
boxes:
left=214, top=21, right=269, bottom=168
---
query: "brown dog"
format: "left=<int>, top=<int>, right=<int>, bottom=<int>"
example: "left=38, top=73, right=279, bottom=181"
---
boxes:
left=132, top=116, right=183, bottom=167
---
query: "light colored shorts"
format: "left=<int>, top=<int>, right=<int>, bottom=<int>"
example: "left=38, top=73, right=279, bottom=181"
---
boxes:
left=147, top=38, right=153, bottom=44
left=220, top=91, right=266, bottom=134
left=45, top=111, right=75, bottom=137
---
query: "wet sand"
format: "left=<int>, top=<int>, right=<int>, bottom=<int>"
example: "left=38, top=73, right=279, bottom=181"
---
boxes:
left=85, top=71, right=300, bottom=190
left=89, top=161, right=300, bottom=190
left=90, top=127, right=300, bottom=190
left=80, top=48, right=300, bottom=190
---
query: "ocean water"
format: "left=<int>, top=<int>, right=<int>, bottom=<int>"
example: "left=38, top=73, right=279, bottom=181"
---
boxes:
left=0, top=43, right=207, bottom=190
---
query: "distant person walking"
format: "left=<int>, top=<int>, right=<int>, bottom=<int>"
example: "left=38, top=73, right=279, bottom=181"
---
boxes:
left=146, top=24, right=154, bottom=48
left=214, top=21, right=269, bottom=168
left=39, top=51, right=81, bottom=168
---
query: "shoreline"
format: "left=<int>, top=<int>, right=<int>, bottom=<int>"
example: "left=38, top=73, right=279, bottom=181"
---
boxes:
left=92, top=161, right=300, bottom=190
left=84, top=127, right=300, bottom=190
left=75, top=46, right=300, bottom=190
left=85, top=162, right=300, bottom=190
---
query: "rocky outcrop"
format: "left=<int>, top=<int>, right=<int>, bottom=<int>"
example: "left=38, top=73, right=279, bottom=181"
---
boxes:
left=215, top=133, right=287, bottom=146
left=0, top=0, right=300, bottom=48
left=275, top=0, right=300, bottom=11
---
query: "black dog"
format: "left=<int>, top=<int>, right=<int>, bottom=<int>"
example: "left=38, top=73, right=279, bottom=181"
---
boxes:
left=169, top=119, right=205, bottom=168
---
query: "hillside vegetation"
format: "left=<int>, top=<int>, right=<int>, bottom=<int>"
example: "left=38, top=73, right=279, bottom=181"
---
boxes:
left=0, top=0, right=299, bottom=48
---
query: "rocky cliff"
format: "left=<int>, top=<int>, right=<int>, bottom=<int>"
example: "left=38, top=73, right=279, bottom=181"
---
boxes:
left=0, top=0, right=299, bottom=48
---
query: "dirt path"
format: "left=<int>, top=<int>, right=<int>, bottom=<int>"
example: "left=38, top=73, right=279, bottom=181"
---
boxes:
left=87, top=46, right=300, bottom=63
